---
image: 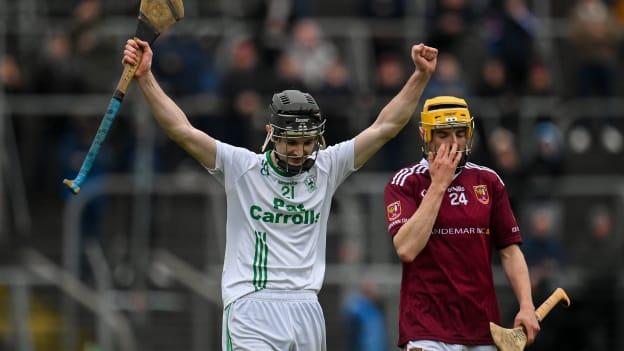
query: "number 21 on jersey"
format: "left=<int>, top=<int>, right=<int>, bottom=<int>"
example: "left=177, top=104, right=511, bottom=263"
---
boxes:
left=281, top=185, right=295, bottom=199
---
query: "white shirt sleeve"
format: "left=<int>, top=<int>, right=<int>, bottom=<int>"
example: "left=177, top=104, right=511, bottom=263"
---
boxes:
left=317, top=138, right=356, bottom=192
left=206, top=140, right=257, bottom=190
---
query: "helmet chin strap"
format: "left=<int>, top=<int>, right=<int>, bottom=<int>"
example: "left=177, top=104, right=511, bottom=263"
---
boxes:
left=274, top=152, right=315, bottom=176
left=263, top=129, right=322, bottom=176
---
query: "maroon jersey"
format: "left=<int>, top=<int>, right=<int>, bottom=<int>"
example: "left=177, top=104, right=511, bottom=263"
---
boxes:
left=384, top=159, right=522, bottom=347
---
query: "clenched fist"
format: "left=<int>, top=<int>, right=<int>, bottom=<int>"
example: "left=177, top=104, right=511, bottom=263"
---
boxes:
left=411, top=43, right=438, bottom=77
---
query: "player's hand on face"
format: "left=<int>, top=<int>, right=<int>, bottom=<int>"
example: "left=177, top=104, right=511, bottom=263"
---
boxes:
left=122, top=39, right=153, bottom=78
left=514, top=308, right=540, bottom=345
left=427, top=142, right=461, bottom=191
left=411, top=43, right=438, bottom=77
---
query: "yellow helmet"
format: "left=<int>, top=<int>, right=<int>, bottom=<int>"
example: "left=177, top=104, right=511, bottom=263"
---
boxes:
left=420, top=96, right=474, bottom=144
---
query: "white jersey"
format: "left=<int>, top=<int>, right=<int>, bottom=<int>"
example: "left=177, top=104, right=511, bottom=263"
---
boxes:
left=208, top=139, right=356, bottom=307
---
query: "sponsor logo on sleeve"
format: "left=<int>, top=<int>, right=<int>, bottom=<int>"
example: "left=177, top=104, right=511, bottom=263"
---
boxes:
left=473, top=184, right=490, bottom=205
left=387, top=201, right=402, bottom=221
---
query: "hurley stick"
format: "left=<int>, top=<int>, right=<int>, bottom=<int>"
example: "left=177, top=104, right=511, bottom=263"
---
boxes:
left=490, top=288, right=571, bottom=351
left=63, top=0, right=184, bottom=194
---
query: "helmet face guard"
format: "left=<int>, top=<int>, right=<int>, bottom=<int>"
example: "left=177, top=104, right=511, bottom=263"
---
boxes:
left=261, top=90, right=326, bottom=176
left=420, top=96, right=475, bottom=166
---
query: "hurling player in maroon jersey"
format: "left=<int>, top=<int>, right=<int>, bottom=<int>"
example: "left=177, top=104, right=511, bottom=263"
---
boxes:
left=384, top=96, right=540, bottom=350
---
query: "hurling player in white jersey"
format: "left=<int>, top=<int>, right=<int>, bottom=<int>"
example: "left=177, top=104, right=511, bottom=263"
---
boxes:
left=123, top=38, right=438, bottom=350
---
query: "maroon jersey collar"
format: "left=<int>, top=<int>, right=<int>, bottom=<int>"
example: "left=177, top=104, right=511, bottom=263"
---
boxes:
left=419, top=158, right=465, bottom=180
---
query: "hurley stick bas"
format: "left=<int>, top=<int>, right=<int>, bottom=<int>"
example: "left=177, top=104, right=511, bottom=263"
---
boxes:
left=63, top=0, right=184, bottom=194
left=489, top=287, right=571, bottom=351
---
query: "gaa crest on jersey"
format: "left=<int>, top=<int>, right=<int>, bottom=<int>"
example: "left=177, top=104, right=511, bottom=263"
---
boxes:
left=473, top=185, right=489, bottom=205
left=304, top=174, right=317, bottom=192
left=387, top=201, right=402, bottom=221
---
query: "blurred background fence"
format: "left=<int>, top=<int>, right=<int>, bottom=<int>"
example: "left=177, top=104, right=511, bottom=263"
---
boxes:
left=1, top=0, right=624, bottom=350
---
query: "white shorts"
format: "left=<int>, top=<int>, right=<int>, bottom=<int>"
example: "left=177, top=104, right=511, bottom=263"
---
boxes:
left=405, top=340, right=496, bottom=351
left=222, top=289, right=326, bottom=351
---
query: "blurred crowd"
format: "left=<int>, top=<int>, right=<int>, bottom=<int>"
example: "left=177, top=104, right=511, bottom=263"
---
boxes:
left=2, top=0, right=623, bottom=177
left=2, top=0, right=624, bottom=350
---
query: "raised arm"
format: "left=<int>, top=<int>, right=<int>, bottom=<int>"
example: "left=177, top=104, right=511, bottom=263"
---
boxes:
left=123, top=39, right=217, bottom=169
left=353, top=44, right=437, bottom=169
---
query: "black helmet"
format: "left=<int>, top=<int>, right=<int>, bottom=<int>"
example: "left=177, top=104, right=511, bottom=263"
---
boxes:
left=262, top=90, right=326, bottom=176
left=269, top=90, right=325, bottom=138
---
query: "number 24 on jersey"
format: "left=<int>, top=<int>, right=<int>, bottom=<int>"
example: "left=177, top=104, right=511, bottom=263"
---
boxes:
left=449, top=192, right=468, bottom=206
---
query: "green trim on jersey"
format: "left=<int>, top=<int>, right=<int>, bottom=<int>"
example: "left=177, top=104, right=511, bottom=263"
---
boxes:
left=225, top=304, right=233, bottom=351
left=253, top=231, right=268, bottom=290
left=264, top=151, right=291, bottom=177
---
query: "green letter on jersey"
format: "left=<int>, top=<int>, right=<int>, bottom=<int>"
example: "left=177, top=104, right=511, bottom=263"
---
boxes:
left=249, top=202, right=318, bottom=225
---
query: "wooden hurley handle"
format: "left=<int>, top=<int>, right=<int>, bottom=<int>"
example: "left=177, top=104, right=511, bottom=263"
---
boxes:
left=535, top=288, right=571, bottom=322
left=116, top=37, right=143, bottom=95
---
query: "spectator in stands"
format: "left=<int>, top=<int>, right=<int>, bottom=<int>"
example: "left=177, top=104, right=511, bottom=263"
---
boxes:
left=372, top=52, right=412, bottom=170
left=483, top=0, right=538, bottom=93
left=475, top=56, right=521, bottom=132
left=272, top=51, right=305, bottom=92
left=33, top=33, right=90, bottom=195
left=538, top=203, right=618, bottom=351
left=568, top=0, right=620, bottom=97
left=426, top=0, right=475, bottom=56
left=318, top=60, right=352, bottom=97
left=525, top=63, right=553, bottom=97
left=286, top=19, right=339, bottom=90
left=422, top=53, right=468, bottom=99
left=215, top=0, right=312, bottom=51
left=221, top=37, right=269, bottom=148
left=0, top=55, right=25, bottom=94
left=522, top=203, right=564, bottom=296
left=521, top=202, right=566, bottom=351
left=568, top=0, right=623, bottom=154
left=375, top=53, right=408, bottom=97
left=476, top=57, right=509, bottom=98
left=342, top=275, right=389, bottom=351
left=34, top=32, right=87, bottom=94
left=530, top=120, right=564, bottom=176
left=316, top=60, right=353, bottom=145
left=576, top=204, right=619, bottom=350
left=488, top=127, right=525, bottom=207
left=152, top=35, right=219, bottom=97
left=70, top=0, right=120, bottom=92
left=72, top=0, right=102, bottom=27
left=263, top=0, right=312, bottom=48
